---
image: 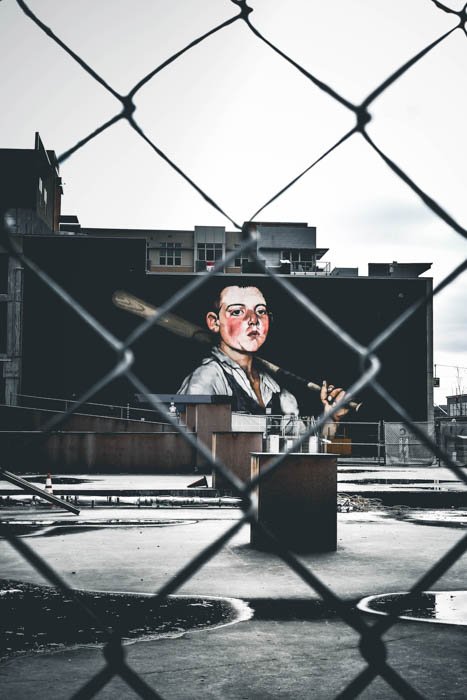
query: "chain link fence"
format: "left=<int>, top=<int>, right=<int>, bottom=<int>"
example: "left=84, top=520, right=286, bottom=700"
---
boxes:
left=1, top=0, right=467, bottom=697
left=384, top=422, right=437, bottom=466
left=438, top=418, right=467, bottom=466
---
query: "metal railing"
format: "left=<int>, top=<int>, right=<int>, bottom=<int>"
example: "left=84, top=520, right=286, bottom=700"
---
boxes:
left=13, top=393, right=165, bottom=423
left=1, top=1, right=467, bottom=698
left=326, top=421, right=384, bottom=464
left=290, top=260, right=331, bottom=275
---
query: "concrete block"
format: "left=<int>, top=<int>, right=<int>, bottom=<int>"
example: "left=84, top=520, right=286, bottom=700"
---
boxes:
left=250, top=452, right=337, bottom=553
left=212, top=432, right=263, bottom=491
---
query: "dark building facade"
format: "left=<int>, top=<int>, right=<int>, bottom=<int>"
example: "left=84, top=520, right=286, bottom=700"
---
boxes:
left=9, top=235, right=432, bottom=423
left=0, top=133, right=63, bottom=403
left=0, top=132, right=62, bottom=235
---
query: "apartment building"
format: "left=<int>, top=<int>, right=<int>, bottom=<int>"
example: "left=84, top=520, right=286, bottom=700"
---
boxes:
left=79, top=221, right=332, bottom=276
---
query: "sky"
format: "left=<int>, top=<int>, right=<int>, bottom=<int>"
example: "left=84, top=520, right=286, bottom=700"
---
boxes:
left=1, top=0, right=466, bottom=403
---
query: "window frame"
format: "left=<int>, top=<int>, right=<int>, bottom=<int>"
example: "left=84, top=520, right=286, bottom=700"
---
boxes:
left=159, top=242, right=182, bottom=266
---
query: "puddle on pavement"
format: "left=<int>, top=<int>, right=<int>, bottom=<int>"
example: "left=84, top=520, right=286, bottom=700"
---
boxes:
left=338, top=469, right=381, bottom=474
left=0, top=519, right=197, bottom=538
left=0, top=579, right=252, bottom=661
left=339, top=478, right=453, bottom=486
left=399, top=509, right=467, bottom=528
left=22, top=476, right=93, bottom=485
left=248, top=598, right=338, bottom=621
left=358, top=591, right=467, bottom=625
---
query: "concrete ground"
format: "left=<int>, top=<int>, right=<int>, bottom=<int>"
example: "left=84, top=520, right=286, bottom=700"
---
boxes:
left=1, top=464, right=466, bottom=498
left=0, top=466, right=467, bottom=699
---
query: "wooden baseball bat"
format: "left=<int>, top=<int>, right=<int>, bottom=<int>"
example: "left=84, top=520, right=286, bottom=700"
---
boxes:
left=112, top=290, right=362, bottom=411
left=113, top=290, right=213, bottom=344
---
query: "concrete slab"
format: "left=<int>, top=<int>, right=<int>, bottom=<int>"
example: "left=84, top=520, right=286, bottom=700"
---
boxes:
left=1, top=465, right=466, bottom=496
left=1, top=476, right=467, bottom=698
left=2, top=466, right=466, bottom=512
left=0, top=473, right=213, bottom=494
left=1, top=616, right=467, bottom=700
left=1, top=509, right=466, bottom=599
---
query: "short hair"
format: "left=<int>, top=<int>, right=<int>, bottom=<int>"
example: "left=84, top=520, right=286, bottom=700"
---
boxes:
left=210, top=285, right=266, bottom=313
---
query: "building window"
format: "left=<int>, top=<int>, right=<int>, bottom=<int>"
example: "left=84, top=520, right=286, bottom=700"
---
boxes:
left=449, top=401, right=467, bottom=416
left=448, top=401, right=467, bottom=416
left=159, top=242, right=181, bottom=266
left=38, top=177, right=48, bottom=214
left=281, top=250, right=315, bottom=263
left=281, top=249, right=316, bottom=272
left=0, top=255, right=8, bottom=293
left=197, top=242, right=223, bottom=262
left=0, top=304, right=7, bottom=353
left=234, top=244, right=249, bottom=267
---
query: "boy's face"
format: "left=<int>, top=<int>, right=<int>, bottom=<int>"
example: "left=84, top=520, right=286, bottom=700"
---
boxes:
left=207, top=286, right=270, bottom=354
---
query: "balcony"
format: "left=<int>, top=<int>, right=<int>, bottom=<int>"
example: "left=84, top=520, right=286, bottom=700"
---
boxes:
left=289, top=261, right=331, bottom=275
left=193, top=259, right=332, bottom=275
left=195, top=260, right=222, bottom=272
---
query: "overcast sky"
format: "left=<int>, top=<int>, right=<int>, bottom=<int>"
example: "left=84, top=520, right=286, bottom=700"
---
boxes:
left=1, top=0, right=466, bottom=402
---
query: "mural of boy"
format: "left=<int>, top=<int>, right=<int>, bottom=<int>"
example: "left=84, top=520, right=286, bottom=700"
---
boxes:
left=177, top=284, right=348, bottom=429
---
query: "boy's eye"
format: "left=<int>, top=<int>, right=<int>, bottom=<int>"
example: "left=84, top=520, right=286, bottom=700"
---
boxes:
left=256, top=307, right=268, bottom=316
left=229, top=307, right=245, bottom=317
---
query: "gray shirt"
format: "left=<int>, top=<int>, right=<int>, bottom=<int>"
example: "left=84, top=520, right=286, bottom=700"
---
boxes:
left=177, top=347, right=300, bottom=417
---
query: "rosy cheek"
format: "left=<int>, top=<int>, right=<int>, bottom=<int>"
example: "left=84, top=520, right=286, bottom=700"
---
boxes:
left=224, top=317, right=243, bottom=337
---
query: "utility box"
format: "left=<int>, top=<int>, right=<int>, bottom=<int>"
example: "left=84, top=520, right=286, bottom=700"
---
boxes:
left=250, top=452, right=337, bottom=553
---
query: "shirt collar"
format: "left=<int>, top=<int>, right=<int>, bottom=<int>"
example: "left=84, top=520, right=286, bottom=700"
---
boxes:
left=210, top=346, right=280, bottom=393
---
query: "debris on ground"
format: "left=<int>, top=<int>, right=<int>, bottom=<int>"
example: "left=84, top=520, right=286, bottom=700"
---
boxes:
left=337, top=494, right=383, bottom=512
